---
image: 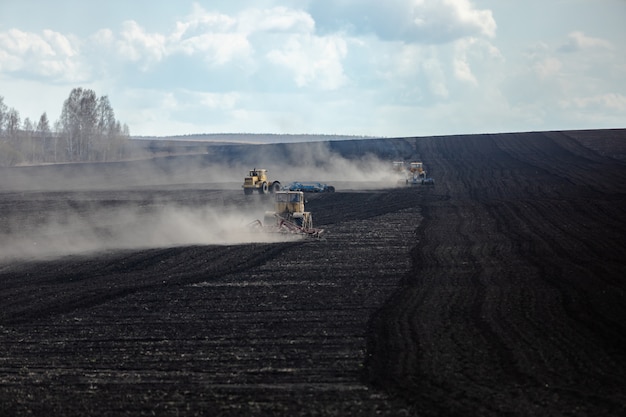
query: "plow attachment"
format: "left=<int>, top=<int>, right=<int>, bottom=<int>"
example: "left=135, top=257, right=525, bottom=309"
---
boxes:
left=249, top=214, right=324, bottom=238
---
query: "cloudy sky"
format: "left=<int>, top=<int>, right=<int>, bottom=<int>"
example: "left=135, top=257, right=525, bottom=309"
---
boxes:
left=1, top=0, right=624, bottom=138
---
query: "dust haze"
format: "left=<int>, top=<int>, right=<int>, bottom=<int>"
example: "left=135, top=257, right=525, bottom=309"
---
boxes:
left=1, top=141, right=408, bottom=192
left=240, top=141, right=407, bottom=187
left=0, top=141, right=409, bottom=260
left=0, top=201, right=299, bottom=262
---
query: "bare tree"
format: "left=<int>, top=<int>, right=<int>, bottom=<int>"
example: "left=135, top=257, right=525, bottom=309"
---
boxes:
left=0, top=96, right=7, bottom=137
left=22, top=117, right=35, bottom=162
left=36, top=113, right=52, bottom=163
left=0, top=90, right=130, bottom=164
left=120, top=123, right=131, bottom=159
left=53, top=119, right=62, bottom=162
left=6, top=108, right=21, bottom=139
left=0, top=107, right=22, bottom=166
left=95, top=95, right=117, bottom=161
left=60, top=87, right=98, bottom=161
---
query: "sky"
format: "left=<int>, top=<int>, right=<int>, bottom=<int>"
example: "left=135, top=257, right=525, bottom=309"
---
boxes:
left=0, top=0, right=624, bottom=138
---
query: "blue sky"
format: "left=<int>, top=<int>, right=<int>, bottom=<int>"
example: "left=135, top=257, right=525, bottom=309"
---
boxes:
left=1, top=0, right=624, bottom=138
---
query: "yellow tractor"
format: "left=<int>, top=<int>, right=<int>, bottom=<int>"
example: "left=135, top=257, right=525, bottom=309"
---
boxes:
left=409, top=162, right=426, bottom=178
left=392, top=161, right=408, bottom=184
left=407, top=161, right=427, bottom=185
left=242, top=168, right=281, bottom=195
left=251, top=190, right=323, bottom=237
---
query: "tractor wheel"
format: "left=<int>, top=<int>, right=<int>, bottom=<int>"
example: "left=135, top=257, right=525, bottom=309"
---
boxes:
left=327, top=186, right=335, bottom=193
left=259, top=182, right=268, bottom=194
left=270, top=182, right=281, bottom=193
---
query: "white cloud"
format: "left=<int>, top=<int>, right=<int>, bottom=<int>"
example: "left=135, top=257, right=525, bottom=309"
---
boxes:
left=178, top=4, right=237, bottom=35
left=410, top=0, right=496, bottom=41
left=559, top=31, right=612, bottom=53
left=169, top=6, right=247, bottom=64
left=43, top=29, right=76, bottom=57
left=452, top=38, right=480, bottom=85
left=453, top=57, right=476, bottom=84
left=309, top=0, right=495, bottom=43
left=0, top=28, right=85, bottom=81
left=361, top=35, right=499, bottom=106
left=197, top=91, right=240, bottom=110
left=267, top=34, right=348, bottom=90
left=91, top=28, right=115, bottom=46
left=422, top=57, right=449, bottom=98
left=111, top=4, right=318, bottom=71
left=238, top=7, right=315, bottom=33
left=176, top=32, right=251, bottom=66
left=561, top=93, right=626, bottom=112
left=533, top=57, right=562, bottom=79
left=159, top=92, right=178, bottom=110
left=372, top=42, right=423, bottom=88
left=117, top=20, right=167, bottom=69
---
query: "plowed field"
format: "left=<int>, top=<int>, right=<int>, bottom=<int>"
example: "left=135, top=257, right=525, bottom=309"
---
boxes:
left=1, top=130, right=625, bottom=416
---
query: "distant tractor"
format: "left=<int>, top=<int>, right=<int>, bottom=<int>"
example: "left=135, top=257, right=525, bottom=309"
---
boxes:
left=409, top=162, right=426, bottom=178
left=392, top=161, right=408, bottom=184
left=242, top=168, right=281, bottom=195
left=392, top=160, right=434, bottom=186
left=251, top=190, right=323, bottom=237
left=392, top=161, right=406, bottom=172
left=407, top=161, right=428, bottom=185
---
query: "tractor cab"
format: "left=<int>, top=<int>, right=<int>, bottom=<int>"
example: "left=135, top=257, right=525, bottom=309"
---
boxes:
left=274, top=191, right=305, bottom=214
left=247, top=168, right=267, bottom=180
left=409, top=162, right=426, bottom=178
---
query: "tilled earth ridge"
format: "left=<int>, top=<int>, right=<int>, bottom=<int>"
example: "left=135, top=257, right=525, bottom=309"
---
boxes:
left=366, top=132, right=626, bottom=416
left=0, top=188, right=422, bottom=416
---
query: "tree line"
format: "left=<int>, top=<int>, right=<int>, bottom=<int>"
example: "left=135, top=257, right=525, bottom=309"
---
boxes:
left=0, top=88, right=130, bottom=166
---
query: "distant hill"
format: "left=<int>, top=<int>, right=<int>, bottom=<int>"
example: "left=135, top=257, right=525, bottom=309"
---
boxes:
left=129, top=133, right=378, bottom=160
left=133, top=133, right=375, bottom=144
left=130, top=129, right=626, bottom=163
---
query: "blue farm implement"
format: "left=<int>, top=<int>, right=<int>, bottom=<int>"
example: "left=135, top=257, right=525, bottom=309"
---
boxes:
left=285, top=182, right=335, bottom=193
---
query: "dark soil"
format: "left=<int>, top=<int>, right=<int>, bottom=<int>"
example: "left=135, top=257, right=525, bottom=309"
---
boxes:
left=1, top=130, right=625, bottom=416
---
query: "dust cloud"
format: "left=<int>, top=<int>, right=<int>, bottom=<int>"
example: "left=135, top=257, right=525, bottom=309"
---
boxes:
left=247, top=141, right=407, bottom=187
left=0, top=203, right=298, bottom=262
left=0, top=141, right=408, bottom=192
